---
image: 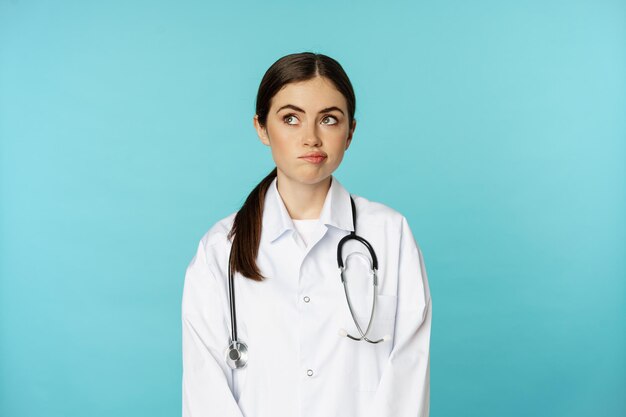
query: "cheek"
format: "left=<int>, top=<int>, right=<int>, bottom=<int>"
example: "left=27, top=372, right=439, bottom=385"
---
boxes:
left=326, top=127, right=349, bottom=144
left=268, top=135, right=292, bottom=159
left=332, top=150, right=347, bottom=165
left=329, top=134, right=349, bottom=153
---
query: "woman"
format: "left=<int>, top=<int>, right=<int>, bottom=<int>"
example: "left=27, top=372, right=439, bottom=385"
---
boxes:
left=182, top=52, right=432, bottom=417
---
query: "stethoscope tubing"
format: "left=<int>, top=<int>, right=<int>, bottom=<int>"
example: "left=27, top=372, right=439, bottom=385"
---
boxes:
left=227, top=246, right=238, bottom=344
left=340, top=265, right=384, bottom=343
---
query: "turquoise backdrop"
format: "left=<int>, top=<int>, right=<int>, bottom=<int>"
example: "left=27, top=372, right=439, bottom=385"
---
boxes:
left=1, top=1, right=624, bottom=416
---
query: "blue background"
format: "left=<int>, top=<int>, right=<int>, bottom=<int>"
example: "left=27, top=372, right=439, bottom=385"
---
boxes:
left=1, top=1, right=624, bottom=416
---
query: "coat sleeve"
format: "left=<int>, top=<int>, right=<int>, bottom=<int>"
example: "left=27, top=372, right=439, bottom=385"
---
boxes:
left=369, top=216, right=433, bottom=417
left=181, top=239, right=245, bottom=417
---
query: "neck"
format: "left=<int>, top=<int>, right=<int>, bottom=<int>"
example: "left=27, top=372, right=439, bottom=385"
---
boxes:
left=275, top=172, right=331, bottom=220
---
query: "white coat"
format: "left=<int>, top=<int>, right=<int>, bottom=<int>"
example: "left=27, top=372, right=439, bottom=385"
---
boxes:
left=182, top=174, right=432, bottom=417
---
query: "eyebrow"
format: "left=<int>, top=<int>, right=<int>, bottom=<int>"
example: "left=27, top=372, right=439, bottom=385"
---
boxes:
left=275, top=104, right=345, bottom=115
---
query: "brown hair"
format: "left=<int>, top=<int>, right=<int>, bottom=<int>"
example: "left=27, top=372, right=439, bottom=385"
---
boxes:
left=227, top=52, right=356, bottom=281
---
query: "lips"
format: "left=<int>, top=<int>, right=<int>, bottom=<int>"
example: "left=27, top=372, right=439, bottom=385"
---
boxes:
left=299, top=152, right=327, bottom=164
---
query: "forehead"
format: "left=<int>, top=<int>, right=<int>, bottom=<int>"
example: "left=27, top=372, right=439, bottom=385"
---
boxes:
left=271, top=77, right=347, bottom=110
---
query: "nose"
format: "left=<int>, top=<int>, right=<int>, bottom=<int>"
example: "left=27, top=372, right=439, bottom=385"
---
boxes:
left=303, top=121, right=322, bottom=147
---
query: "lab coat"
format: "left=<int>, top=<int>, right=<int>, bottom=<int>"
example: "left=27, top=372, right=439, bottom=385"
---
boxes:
left=181, top=175, right=432, bottom=417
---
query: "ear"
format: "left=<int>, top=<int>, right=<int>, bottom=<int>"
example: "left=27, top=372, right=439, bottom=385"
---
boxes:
left=345, top=118, right=356, bottom=150
left=253, top=114, right=271, bottom=146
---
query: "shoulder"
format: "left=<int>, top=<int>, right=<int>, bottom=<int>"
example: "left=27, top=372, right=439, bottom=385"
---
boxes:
left=200, top=211, right=236, bottom=246
left=350, top=192, right=406, bottom=226
left=190, top=211, right=237, bottom=267
left=350, top=192, right=420, bottom=248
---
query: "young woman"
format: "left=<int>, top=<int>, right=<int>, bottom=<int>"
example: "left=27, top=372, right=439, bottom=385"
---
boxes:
left=182, top=52, right=432, bottom=417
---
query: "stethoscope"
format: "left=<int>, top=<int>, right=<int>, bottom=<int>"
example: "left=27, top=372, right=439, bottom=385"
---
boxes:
left=225, top=195, right=388, bottom=370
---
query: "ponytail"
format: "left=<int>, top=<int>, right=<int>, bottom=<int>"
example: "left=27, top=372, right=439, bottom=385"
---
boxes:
left=227, top=167, right=278, bottom=281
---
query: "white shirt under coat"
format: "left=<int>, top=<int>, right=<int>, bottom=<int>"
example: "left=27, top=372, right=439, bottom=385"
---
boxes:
left=181, top=175, right=432, bottom=417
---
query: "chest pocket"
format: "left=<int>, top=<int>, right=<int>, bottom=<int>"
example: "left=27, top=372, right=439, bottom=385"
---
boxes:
left=338, top=292, right=398, bottom=391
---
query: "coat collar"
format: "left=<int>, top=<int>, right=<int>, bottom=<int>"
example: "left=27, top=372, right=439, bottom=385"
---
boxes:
left=262, top=174, right=355, bottom=243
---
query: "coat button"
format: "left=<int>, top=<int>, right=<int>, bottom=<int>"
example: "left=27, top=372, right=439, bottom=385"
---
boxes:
left=303, top=296, right=310, bottom=303
left=306, top=369, right=314, bottom=377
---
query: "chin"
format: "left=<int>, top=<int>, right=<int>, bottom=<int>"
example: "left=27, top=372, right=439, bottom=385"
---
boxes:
left=282, top=169, right=332, bottom=186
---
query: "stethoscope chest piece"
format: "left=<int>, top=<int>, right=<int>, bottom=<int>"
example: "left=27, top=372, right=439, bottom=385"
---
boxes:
left=225, top=340, right=248, bottom=369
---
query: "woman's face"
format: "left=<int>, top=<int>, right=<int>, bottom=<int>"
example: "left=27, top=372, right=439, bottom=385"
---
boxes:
left=253, top=76, right=356, bottom=187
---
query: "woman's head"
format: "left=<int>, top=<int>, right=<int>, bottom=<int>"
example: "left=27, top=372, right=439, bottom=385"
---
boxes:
left=253, top=52, right=357, bottom=186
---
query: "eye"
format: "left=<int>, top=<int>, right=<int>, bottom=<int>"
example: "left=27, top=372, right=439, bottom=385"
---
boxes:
left=283, top=114, right=299, bottom=125
left=322, top=115, right=338, bottom=125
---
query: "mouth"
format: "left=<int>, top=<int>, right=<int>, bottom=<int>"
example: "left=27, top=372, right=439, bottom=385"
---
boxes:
left=299, top=153, right=327, bottom=164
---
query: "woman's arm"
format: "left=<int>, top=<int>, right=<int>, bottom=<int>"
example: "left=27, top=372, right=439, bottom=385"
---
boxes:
left=182, top=240, right=245, bottom=417
left=369, top=216, right=433, bottom=417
